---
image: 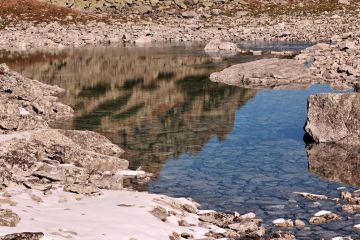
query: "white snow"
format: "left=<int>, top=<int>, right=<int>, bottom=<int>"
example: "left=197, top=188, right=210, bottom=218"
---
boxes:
left=0, top=186, right=216, bottom=240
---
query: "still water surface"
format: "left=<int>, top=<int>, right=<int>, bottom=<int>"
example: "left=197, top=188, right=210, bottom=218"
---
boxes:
left=2, top=43, right=359, bottom=238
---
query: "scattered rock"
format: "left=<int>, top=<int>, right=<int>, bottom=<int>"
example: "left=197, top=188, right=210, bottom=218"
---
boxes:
left=295, top=219, right=306, bottom=227
left=150, top=206, right=168, bottom=222
left=0, top=209, right=21, bottom=227
left=64, top=184, right=100, bottom=195
left=0, top=232, right=44, bottom=240
left=272, top=218, right=294, bottom=228
left=309, top=211, right=341, bottom=224
left=293, top=192, right=328, bottom=200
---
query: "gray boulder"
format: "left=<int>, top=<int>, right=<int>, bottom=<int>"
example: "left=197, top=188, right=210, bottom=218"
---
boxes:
left=210, top=58, right=313, bottom=89
left=305, top=93, right=360, bottom=145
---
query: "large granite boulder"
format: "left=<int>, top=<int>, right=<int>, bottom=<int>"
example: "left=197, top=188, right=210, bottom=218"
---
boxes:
left=0, top=63, right=73, bottom=133
left=305, top=93, right=360, bottom=145
left=0, top=129, right=128, bottom=190
left=209, top=58, right=314, bottom=89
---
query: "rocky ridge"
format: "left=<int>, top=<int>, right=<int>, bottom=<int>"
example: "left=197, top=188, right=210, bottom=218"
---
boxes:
left=1, top=9, right=360, bottom=51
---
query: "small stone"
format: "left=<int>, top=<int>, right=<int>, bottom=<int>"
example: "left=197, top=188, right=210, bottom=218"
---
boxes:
left=228, top=221, right=259, bottom=232
left=314, top=210, right=332, bottom=217
left=0, top=232, right=44, bottom=240
left=272, top=218, right=294, bottom=228
left=0, top=64, right=10, bottom=75
left=182, top=203, right=197, bottom=213
left=178, top=219, right=190, bottom=227
left=293, top=192, right=328, bottom=200
left=169, top=232, right=181, bottom=240
left=0, top=209, right=21, bottom=227
left=150, top=206, right=168, bottom=222
left=63, top=184, right=100, bottom=195
left=295, top=219, right=306, bottom=227
left=239, top=212, right=256, bottom=220
left=181, top=11, right=197, bottom=18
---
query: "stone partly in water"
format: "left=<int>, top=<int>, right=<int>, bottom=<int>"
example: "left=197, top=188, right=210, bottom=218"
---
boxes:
left=309, top=210, right=341, bottom=224
left=209, top=58, right=314, bottom=89
left=305, top=93, right=360, bottom=145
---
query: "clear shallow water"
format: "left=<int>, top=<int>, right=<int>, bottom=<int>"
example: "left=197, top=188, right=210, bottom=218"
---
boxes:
left=2, top=44, right=359, bottom=239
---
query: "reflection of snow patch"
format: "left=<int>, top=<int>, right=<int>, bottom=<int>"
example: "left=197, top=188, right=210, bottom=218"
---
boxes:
left=18, top=107, right=30, bottom=115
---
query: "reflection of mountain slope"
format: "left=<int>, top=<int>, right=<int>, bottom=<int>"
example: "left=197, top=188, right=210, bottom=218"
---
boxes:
left=7, top=46, right=257, bottom=174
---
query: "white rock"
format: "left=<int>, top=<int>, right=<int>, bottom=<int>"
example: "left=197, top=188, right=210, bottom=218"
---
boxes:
left=314, top=210, right=332, bottom=217
left=354, top=224, right=360, bottom=229
left=240, top=212, right=256, bottom=219
left=273, top=218, right=285, bottom=224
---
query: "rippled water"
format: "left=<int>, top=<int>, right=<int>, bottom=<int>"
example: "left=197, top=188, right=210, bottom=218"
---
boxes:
left=2, top=43, right=359, bottom=239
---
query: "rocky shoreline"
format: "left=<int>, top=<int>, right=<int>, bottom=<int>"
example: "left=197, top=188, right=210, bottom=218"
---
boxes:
left=1, top=6, right=360, bottom=51
left=0, top=57, right=359, bottom=239
left=1, top=0, right=360, bottom=239
left=0, top=58, right=360, bottom=239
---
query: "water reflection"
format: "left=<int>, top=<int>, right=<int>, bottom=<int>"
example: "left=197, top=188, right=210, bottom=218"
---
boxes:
left=307, top=143, right=360, bottom=187
left=3, top=45, right=258, bottom=173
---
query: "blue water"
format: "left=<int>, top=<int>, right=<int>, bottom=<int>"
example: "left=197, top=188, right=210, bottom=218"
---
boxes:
left=149, top=85, right=355, bottom=231
left=5, top=45, right=359, bottom=238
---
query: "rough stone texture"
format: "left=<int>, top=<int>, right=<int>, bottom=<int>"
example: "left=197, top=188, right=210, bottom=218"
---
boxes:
left=0, top=232, right=44, bottom=240
left=0, top=63, right=73, bottom=133
left=0, top=129, right=128, bottom=190
left=309, top=211, right=341, bottom=224
left=305, top=93, right=360, bottom=145
left=0, top=209, right=20, bottom=227
left=210, top=58, right=313, bottom=89
left=296, top=34, right=360, bottom=88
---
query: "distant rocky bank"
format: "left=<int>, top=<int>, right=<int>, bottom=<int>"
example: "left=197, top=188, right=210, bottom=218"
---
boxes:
left=1, top=0, right=360, bottom=51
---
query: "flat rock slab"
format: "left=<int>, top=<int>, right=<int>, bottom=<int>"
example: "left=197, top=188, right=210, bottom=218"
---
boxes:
left=209, top=58, right=313, bottom=89
left=305, top=93, right=360, bottom=145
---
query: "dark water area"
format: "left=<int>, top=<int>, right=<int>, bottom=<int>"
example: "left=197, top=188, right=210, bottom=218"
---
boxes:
left=2, top=43, right=359, bottom=239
